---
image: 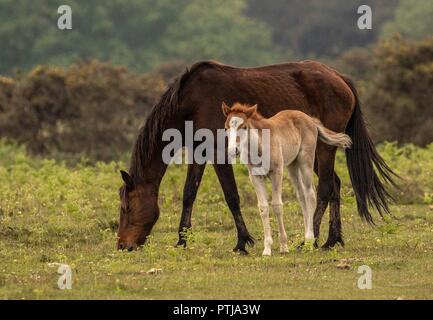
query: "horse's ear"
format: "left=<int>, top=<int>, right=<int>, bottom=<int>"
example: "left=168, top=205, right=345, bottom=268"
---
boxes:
left=222, top=102, right=231, bottom=117
left=120, top=170, right=133, bottom=188
left=246, top=104, right=258, bottom=118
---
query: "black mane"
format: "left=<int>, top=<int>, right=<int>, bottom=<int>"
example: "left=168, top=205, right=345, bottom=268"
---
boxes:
left=129, top=61, right=220, bottom=181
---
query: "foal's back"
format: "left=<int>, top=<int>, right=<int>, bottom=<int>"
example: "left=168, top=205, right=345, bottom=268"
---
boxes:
left=270, top=110, right=318, bottom=130
left=264, top=109, right=319, bottom=166
left=267, top=110, right=319, bottom=144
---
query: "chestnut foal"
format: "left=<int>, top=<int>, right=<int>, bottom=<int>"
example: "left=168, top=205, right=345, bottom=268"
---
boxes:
left=223, top=102, right=352, bottom=256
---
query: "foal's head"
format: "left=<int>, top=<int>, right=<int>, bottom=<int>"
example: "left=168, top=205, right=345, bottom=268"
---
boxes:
left=117, top=170, right=159, bottom=251
left=222, top=102, right=259, bottom=159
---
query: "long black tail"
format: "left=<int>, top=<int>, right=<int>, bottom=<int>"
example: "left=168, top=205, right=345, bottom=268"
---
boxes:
left=342, top=76, right=399, bottom=224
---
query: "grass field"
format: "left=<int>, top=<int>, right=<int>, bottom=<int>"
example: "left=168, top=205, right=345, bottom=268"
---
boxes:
left=1, top=141, right=433, bottom=300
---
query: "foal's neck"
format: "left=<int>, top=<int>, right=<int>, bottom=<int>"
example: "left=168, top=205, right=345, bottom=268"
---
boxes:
left=240, top=116, right=268, bottom=163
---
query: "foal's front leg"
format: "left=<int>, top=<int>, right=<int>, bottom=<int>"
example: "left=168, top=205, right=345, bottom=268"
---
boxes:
left=270, top=168, right=289, bottom=253
left=249, top=173, right=272, bottom=256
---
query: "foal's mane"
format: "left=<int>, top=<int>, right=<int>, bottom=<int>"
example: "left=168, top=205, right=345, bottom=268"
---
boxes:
left=230, top=102, right=264, bottom=122
left=129, top=61, right=221, bottom=181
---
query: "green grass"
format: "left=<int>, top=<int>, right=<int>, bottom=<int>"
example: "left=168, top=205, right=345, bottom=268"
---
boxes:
left=0, top=141, right=433, bottom=299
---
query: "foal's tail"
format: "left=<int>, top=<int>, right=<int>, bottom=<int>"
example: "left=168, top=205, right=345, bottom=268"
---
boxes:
left=313, top=119, right=352, bottom=149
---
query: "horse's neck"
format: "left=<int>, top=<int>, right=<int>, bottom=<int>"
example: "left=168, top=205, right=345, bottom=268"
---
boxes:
left=130, top=153, right=168, bottom=190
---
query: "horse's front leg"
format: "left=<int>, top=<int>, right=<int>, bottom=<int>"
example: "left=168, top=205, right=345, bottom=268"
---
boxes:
left=176, top=162, right=206, bottom=247
left=249, top=173, right=272, bottom=256
left=213, top=164, right=254, bottom=254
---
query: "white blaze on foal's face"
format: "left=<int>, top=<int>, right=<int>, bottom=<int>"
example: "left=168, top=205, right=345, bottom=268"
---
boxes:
left=227, top=116, right=244, bottom=159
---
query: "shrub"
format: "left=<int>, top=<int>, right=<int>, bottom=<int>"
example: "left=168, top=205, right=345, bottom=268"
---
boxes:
left=0, top=61, right=166, bottom=161
left=362, top=36, right=433, bottom=146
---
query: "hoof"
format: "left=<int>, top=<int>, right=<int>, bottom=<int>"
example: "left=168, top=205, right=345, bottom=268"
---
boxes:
left=262, top=248, right=272, bottom=256
left=175, top=239, right=187, bottom=248
left=232, top=234, right=255, bottom=255
left=280, top=244, right=289, bottom=254
left=321, top=238, right=344, bottom=250
left=297, top=240, right=318, bottom=252
left=233, top=247, right=249, bottom=255
left=296, top=241, right=305, bottom=252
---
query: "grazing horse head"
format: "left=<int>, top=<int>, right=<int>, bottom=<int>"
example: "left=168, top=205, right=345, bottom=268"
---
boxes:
left=117, top=170, right=160, bottom=251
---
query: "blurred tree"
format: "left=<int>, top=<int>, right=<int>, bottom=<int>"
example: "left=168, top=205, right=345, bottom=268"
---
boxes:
left=247, top=0, right=399, bottom=58
left=0, top=61, right=166, bottom=160
left=363, top=35, right=433, bottom=145
left=161, top=0, right=287, bottom=66
left=0, top=0, right=285, bottom=74
left=381, top=0, right=433, bottom=40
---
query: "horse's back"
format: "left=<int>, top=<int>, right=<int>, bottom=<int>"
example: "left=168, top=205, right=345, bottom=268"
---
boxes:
left=180, top=60, right=355, bottom=132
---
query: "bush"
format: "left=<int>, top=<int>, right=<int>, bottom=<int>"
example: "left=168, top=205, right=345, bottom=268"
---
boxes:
left=361, top=35, right=433, bottom=146
left=0, top=61, right=166, bottom=161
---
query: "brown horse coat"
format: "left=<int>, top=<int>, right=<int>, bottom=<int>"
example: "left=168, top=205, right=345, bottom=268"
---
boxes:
left=117, top=60, right=396, bottom=253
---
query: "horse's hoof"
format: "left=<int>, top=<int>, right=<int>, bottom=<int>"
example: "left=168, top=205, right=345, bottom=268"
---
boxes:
left=175, top=240, right=187, bottom=248
left=296, top=241, right=305, bottom=252
left=321, top=238, right=344, bottom=250
left=297, top=240, right=318, bottom=252
left=233, top=247, right=249, bottom=255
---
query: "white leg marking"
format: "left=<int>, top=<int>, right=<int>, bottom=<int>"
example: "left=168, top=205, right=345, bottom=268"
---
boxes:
left=270, top=168, right=288, bottom=253
left=249, top=173, right=272, bottom=256
left=289, top=163, right=315, bottom=243
left=298, top=160, right=317, bottom=242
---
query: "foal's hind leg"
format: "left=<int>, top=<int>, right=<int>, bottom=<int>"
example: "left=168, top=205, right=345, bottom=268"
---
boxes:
left=288, top=160, right=316, bottom=246
left=270, top=168, right=289, bottom=253
left=297, top=158, right=317, bottom=243
left=249, top=174, right=272, bottom=256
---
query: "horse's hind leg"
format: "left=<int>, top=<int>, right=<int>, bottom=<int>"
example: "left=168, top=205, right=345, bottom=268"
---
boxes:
left=323, top=172, right=344, bottom=248
left=177, top=162, right=206, bottom=247
left=270, top=168, right=288, bottom=253
left=313, top=143, right=343, bottom=249
left=213, top=164, right=254, bottom=254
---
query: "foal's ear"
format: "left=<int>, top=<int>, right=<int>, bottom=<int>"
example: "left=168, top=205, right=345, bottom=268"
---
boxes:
left=246, top=104, right=258, bottom=118
left=120, top=170, right=134, bottom=188
left=221, top=102, right=231, bottom=117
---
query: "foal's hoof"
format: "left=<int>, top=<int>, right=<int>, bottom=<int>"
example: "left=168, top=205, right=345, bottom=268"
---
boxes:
left=280, top=244, right=289, bottom=254
left=262, top=248, right=272, bottom=256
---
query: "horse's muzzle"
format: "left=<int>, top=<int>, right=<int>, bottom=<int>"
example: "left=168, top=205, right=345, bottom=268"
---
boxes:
left=117, top=241, right=139, bottom=252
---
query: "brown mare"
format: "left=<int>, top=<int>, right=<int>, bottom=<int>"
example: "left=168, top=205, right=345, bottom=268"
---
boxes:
left=117, top=60, right=397, bottom=253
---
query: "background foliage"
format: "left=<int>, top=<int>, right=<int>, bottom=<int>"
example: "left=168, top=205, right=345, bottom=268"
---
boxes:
left=0, top=61, right=165, bottom=160
left=0, top=0, right=432, bottom=157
